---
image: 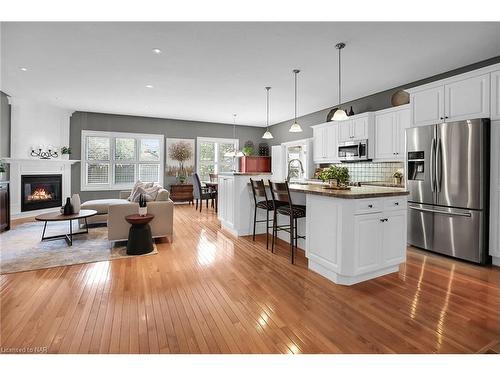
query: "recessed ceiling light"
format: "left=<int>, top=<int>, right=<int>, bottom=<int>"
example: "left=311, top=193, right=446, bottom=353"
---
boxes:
left=145, top=84, right=154, bottom=89
left=20, top=67, right=28, bottom=71
left=152, top=48, right=162, bottom=55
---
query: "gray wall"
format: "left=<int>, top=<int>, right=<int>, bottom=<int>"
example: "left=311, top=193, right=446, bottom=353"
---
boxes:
left=0, top=91, right=11, bottom=180
left=268, top=56, right=500, bottom=145
left=70, top=111, right=266, bottom=201
left=0, top=91, right=10, bottom=157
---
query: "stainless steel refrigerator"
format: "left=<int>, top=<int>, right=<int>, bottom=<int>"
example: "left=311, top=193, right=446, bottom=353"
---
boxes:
left=406, top=118, right=489, bottom=264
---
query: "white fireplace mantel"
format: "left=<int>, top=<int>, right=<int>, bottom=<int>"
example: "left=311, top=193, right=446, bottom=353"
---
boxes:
left=4, top=158, right=80, bottom=218
left=1, top=158, right=80, bottom=164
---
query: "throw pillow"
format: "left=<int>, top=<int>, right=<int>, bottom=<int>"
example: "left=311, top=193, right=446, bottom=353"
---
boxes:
left=128, top=180, right=144, bottom=201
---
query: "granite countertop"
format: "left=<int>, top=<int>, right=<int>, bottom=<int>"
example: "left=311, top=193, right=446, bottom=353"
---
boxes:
left=361, top=182, right=405, bottom=188
left=219, top=172, right=273, bottom=176
left=287, top=183, right=409, bottom=199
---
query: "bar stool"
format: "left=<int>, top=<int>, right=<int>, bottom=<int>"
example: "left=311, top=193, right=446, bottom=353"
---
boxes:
left=268, top=180, right=306, bottom=264
left=250, top=178, right=282, bottom=249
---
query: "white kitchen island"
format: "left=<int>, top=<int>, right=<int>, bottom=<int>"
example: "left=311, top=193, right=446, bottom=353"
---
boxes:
left=217, top=173, right=409, bottom=285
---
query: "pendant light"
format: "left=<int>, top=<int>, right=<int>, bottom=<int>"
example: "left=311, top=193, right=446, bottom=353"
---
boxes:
left=332, top=42, right=349, bottom=121
left=289, top=69, right=303, bottom=132
left=224, top=114, right=244, bottom=158
left=262, top=86, right=274, bottom=139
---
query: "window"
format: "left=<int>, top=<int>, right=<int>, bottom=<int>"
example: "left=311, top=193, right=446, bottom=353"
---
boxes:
left=197, top=137, right=238, bottom=181
left=81, top=130, right=164, bottom=191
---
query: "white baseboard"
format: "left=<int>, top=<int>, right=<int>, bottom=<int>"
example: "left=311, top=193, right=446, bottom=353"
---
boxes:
left=492, top=256, right=500, bottom=267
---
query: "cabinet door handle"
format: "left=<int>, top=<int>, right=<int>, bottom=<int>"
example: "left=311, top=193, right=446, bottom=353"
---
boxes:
left=368, top=204, right=373, bottom=208
left=380, top=218, right=388, bottom=222
left=394, top=202, right=399, bottom=206
left=440, top=117, right=444, bottom=120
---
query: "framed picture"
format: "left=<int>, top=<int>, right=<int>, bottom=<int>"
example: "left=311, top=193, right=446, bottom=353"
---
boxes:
left=166, top=138, right=195, bottom=178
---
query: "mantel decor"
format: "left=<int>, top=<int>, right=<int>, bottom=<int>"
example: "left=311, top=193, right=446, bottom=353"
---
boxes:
left=31, top=146, right=59, bottom=160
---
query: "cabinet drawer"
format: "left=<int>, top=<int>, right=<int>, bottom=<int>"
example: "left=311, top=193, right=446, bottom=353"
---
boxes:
left=384, top=197, right=407, bottom=211
left=355, top=199, right=382, bottom=214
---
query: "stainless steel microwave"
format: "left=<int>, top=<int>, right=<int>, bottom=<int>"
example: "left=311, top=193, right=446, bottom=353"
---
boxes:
left=338, top=140, right=369, bottom=162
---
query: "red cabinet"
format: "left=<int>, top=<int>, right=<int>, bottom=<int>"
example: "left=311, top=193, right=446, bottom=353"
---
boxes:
left=239, top=156, right=271, bottom=173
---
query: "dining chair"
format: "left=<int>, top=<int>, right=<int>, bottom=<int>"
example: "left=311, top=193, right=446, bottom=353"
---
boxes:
left=192, top=173, right=216, bottom=212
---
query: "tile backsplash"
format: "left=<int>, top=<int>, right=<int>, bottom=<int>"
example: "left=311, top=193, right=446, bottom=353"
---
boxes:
left=319, top=162, right=404, bottom=183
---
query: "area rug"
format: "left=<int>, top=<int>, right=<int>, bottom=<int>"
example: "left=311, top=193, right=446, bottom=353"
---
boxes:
left=0, top=221, right=157, bottom=274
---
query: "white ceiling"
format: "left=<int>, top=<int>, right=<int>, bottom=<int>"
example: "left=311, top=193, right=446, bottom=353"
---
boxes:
left=1, top=22, right=500, bottom=126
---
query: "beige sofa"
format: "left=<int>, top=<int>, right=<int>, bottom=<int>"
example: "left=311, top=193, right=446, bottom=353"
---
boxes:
left=80, top=190, right=174, bottom=243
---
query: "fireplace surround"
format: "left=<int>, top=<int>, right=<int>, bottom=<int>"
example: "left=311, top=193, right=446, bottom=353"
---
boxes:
left=21, top=174, right=62, bottom=212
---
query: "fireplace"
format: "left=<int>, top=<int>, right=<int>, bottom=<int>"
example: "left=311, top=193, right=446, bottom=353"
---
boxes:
left=21, top=175, right=62, bottom=212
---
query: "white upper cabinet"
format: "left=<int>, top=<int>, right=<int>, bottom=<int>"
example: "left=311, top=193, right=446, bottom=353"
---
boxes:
left=374, top=106, right=410, bottom=161
left=410, top=86, right=444, bottom=127
left=325, top=125, right=338, bottom=160
left=338, top=120, right=352, bottom=142
left=491, top=70, right=500, bottom=121
left=352, top=116, right=368, bottom=139
left=396, top=107, right=411, bottom=157
left=374, top=111, right=396, bottom=160
left=444, top=74, right=490, bottom=121
left=337, top=113, right=372, bottom=142
left=312, top=122, right=339, bottom=164
left=409, top=68, right=497, bottom=127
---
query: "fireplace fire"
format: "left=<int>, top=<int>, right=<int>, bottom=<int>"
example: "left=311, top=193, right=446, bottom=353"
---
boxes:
left=21, top=174, right=62, bottom=212
left=27, top=187, right=55, bottom=201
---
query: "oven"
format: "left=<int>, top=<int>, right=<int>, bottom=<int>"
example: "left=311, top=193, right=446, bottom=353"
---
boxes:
left=338, top=140, right=369, bottom=162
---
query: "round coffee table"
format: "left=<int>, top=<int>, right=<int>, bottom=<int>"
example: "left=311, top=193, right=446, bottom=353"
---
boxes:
left=35, top=209, right=98, bottom=246
left=125, top=214, right=155, bottom=255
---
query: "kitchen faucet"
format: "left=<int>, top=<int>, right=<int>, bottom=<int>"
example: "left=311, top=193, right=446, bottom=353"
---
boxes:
left=287, top=159, right=304, bottom=183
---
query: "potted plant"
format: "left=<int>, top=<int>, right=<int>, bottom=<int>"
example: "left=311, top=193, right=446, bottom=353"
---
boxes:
left=242, top=141, right=255, bottom=156
left=168, top=141, right=193, bottom=184
left=0, top=163, right=5, bottom=181
left=393, top=170, right=404, bottom=185
left=319, top=165, right=349, bottom=187
left=61, top=146, right=72, bottom=160
left=138, top=194, right=147, bottom=216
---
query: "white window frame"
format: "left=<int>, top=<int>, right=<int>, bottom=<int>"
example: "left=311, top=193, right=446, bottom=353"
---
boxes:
left=196, top=137, right=238, bottom=179
left=81, top=130, right=164, bottom=191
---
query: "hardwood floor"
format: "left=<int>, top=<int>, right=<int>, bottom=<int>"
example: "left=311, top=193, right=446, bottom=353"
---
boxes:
left=1, top=204, right=499, bottom=354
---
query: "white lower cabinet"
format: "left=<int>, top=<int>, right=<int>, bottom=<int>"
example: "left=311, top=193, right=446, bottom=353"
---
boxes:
left=217, top=175, right=234, bottom=229
left=353, top=213, right=383, bottom=274
left=353, top=209, right=407, bottom=275
left=306, top=194, right=408, bottom=285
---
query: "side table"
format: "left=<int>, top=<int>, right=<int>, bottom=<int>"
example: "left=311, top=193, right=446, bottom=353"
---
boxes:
left=125, top=214, right=155, bottom=255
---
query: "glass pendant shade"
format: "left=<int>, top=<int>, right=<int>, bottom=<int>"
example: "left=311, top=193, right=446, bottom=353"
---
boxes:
left=262, top=130, right=273, bottom=139
left=332, top=108, right=348, bottom=121
left=289, top=122, right=303, bottom=133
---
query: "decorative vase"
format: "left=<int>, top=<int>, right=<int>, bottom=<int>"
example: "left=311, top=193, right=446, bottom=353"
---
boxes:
left=178, top=174, right=187, bottom=184
left=0, top=172, right=5, bottom=181
left=328, top=179, right=338, bottom=188
left=63, top=197, right=74, bottom=215
left=138, top=207, right=148, bottom=216
left=71, top=193, right=81, bottom=213
left=61, top=154, right=70, bottom=160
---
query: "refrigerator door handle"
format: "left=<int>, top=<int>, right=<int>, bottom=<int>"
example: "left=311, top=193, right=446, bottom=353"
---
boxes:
left=408, top=204, right=472, bottom=217
left=436, top=139, right=443, bottom=192
left=430, top=138, right=436, bottom=192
